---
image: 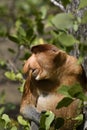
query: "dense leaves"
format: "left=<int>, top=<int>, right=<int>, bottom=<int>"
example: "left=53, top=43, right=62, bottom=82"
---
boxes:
left=0, top=0, right=87, bottom=130
left=40, top=111, right=55, bottom=130
left=78, top=0, right=87, bottom=9
left=57, top=33, right=79, bottom=47
left=56, top=84, right=87, bottom=109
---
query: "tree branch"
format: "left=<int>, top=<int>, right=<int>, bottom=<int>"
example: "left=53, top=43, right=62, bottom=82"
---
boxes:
left=50, top=0, right=65, bottom=12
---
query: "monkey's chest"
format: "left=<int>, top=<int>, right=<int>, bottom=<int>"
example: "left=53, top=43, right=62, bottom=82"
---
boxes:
left=36, top=93, right=65, bottom=112
left=36, top=93, right=80, bottom=119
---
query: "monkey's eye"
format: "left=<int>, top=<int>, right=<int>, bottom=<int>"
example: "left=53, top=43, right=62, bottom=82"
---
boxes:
left=31, top=68, right=39, bottom=78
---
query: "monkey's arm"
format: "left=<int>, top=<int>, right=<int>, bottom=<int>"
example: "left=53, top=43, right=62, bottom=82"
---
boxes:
left=20, top=76, right=41, bottom=125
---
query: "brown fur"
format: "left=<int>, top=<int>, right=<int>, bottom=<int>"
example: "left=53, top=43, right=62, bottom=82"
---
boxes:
left=20, top=44, right=87, bottom=130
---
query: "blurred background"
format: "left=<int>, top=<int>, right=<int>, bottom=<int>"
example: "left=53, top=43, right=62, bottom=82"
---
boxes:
left=0, top=0, right=87, bottom=129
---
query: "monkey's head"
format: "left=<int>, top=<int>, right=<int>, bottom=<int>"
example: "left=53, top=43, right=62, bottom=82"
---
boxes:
left=23, top=44, right=67, bottom=81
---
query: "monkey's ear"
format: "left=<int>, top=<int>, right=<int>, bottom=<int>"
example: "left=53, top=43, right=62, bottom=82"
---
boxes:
left=31, top=44, right=58, bottom=53
left=54, top=51, right=67, bottom=67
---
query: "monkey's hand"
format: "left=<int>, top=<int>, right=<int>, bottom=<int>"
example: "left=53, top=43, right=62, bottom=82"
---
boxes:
left=20, top=105, right=41, bottom=125
left=31, top=68, right=40, bottom=79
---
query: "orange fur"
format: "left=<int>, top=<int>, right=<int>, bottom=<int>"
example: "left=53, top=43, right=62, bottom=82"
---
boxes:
left=20, top=44, right=87, bottom=130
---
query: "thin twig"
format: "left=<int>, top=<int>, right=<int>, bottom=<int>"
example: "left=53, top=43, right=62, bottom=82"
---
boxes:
left=50, top=0, right=65, bottom=12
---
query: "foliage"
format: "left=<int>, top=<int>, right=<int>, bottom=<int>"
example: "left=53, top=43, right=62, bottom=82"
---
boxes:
left=0, top=114, right=17, bottom=130
left=40, top=111, right=55, bottom=130
left=0, top=113, right=30, bottom=130
left=0, top=0, right=87, bottom=130
left=17, top=115, right=30, bottom=130
left=56, top=84, right=86, bottom=112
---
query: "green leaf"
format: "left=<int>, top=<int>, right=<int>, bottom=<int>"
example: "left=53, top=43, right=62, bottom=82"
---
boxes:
left=26, top=28, right=34, bottom=40
left=55, top=117, right=64, bottom=129
left=2, top=114, right=11, bottom=124
left=52, top=13, right=74, bottom=30
left=0, top=118, right=5, bottom=130
left=68, top=84, right=83, bottom=97
left=75, top=92, right=87, bottom=101
left=11, top=126, right=18, bottom=130
left=36, top=19, right=44, bottom=34
left=56, top=97, right=73, bottom=109
left=58, top=84, right=87, bottom=101
left=73, top=23, right=79, bottom=31
left=40, top=6, right=47, bottom=19
left=40, top=111, right=55, bottom=130
left=18, top=85, right=24, bottom=93
left=61, top=0, right=71, bottom=7
left=0, top=59, right=6, bottom=67
left=5, top=71, right=24, bottom=82
left=45, top=111, right=55, bottom=130
left=0, top=24, right=7, bottom=37
left=17, top=27, right=26, bottom=37
left=78, top=0, right=87, bottom=9
left=5, top=71, right=16, bottom=81
left=15, top=20, right=22, bottom=29
left=73, top=114, right=83, bottom=121
left=18, top=80, right=25, bottom=93
left=16, top=73, right=23, bottom=81
left=8, top=48, right=15, bottom=54
left=77, top=56, right=83, bottom=64
left=81, top=11, right=87, bottom=24
left=8, top=35, right=19, bottom=43
left=68, top=84, right=87, bottom=101
left=22, top=52, right=30, bottom=60
left=0, top=91, right=5, bottom=104
left=16, top=26, right=27, bottom=45
left=17, top=115, right=29, bottom=126
left=57, top=85, right=71, bottom=97
left=0, top=107, right=5, bottom=115
left=58, top=33, right=79, bottom=47
left=40, top=113, right=46, bottom=129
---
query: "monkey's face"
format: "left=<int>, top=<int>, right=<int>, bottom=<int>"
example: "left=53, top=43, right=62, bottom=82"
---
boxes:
left=23, top=44, right=67, bottom=81
left=23, top=54, right=41, bottom=76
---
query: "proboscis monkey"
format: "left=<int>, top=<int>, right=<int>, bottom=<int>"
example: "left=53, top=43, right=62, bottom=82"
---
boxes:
left=20, top=44, right=87, bottom=130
